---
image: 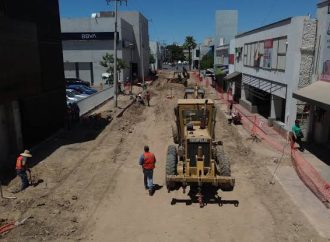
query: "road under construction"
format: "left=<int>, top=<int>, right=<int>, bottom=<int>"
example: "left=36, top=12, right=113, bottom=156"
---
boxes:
left=0, top=70, right=329, bottom=242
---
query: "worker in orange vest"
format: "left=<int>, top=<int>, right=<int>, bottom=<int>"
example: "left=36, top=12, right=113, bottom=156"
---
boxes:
left=139, top=145, right=156, bottom=196
left=16, top=150, right=32, bottom=191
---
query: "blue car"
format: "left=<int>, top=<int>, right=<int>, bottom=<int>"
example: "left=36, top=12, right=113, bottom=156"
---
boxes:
left=67, top=85, right=97, bottom=95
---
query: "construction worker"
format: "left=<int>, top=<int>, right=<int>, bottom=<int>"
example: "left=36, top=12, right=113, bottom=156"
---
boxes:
left=292, top=119, right=304, bottom=152
left=145, top=91, right=151, bottom=106
left=16, top=150, right=32, bottom=191
left=139, top=145, right=156, bottom=196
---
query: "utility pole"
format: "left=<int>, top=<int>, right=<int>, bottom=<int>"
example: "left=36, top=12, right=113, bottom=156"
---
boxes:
left=106, top=0, right=127, bottom=107
left=140, top=23, right=145, bottom=87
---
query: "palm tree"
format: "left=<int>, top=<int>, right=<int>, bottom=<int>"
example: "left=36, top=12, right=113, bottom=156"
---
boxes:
left=183, top=36, right=197, bottom=70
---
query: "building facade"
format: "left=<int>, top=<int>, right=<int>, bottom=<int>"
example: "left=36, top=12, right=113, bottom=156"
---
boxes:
left=0, top=0, right=66, bottom=174
left=293, top=1, right=330, bottom=146
left=192, top=38, right=214, bottom=70
left=214, top=10, right=238, bottom=67
left=233, top=16, right=317, bottom=131
left=149, top=41, right=162, bottom=71
left=61, top=11, right=150, bottom=86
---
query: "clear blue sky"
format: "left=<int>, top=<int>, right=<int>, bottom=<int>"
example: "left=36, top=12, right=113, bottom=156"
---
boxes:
left=59, top=0, right=317, bottom=44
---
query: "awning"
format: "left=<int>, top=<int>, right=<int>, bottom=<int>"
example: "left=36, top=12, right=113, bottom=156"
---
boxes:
left=292, top=81, right=330, bottom=110
left=224, top=71, right=241, bottom=81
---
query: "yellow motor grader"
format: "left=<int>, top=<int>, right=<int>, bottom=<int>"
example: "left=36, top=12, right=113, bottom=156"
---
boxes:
left=167, top=99, right=235, bottom=207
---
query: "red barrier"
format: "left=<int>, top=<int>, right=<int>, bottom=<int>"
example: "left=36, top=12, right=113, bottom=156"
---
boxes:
left=291, top=149, right=330, bottom=206
left=212, top=81, right=330, bottom=207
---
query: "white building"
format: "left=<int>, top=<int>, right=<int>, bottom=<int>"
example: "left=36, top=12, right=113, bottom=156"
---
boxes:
left=293, top=0, right=330, bottom=145
left=149, top=41, right=161, bottom=71
left=232, top=16, right=317, bottom=132
left=61, top=11, right=150, bottom=86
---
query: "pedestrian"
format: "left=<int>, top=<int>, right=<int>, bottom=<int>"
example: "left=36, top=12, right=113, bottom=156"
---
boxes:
left=139, top=145, right=156, bottom=196
left=145, top=91, right=151, bottom=106
left=16, top=150, right=32, bottom=191
left=292, top=119, right=304, bottom=151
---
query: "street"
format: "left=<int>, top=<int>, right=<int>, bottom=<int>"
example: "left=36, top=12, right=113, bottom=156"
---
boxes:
left=0, top=71, right=328, bottom=242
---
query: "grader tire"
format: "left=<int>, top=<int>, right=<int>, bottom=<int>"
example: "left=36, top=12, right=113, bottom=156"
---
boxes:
left=172, top=123, right=179, bottom=144
left=166, top=145, right=178, bottom=191
left=215, top=146, right=233, bottom=191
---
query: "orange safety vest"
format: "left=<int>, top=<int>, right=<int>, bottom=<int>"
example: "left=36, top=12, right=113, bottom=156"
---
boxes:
left=143, top=152, right=156, bottom=170
left=16, top=156, right=24, bottom=170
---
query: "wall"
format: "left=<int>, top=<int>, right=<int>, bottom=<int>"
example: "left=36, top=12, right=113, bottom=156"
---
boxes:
left=0, top=0, right=66, bottom=172
left=215, top=10, right=238, bottom=66
left=316, top=0, right=330, bottom=80
left=77, top=86, right=114, bottom=116
left=229, top=39, right=236, bottom=73
left=0, top=17, right=41, bottom=102
left=215, top=10, right=238, bottom=46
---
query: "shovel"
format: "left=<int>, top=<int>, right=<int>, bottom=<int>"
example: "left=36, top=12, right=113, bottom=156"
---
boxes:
left=0, top=216, right=30, bottom=234
left=0, top=181, right=17, bottom=200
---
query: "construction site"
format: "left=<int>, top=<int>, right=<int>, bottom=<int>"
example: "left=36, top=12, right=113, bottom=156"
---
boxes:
left=0, top=70, right=329, bottom=242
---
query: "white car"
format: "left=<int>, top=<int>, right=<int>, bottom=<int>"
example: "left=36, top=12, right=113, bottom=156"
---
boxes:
left=66, top=96, right=78, bottom=104
left=66, top=89, right=89, bottom=101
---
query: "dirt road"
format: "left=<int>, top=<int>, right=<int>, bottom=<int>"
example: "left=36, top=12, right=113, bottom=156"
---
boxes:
left=0, top=71, right=328, bottom=242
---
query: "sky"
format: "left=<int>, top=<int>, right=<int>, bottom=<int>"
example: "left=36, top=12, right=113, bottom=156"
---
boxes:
left=59, top=0, right=317, bottom=45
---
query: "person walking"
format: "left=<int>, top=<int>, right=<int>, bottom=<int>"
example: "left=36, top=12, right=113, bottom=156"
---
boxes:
left=145, top=91, right=151, bottom=106
left=16, top=150, right=32, bottom=191
left=292, top=119, right=304, bottom=151
left=139, top=145, right=156, bottom=196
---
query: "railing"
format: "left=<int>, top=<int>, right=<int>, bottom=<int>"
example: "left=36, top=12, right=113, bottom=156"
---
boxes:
left=76, top=86, right=114, bottom=116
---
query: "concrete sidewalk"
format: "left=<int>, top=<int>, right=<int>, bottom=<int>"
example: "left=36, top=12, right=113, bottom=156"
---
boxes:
left=192, top=72, right=330, bottom=206
left=268, top=165, right=330, bottom=238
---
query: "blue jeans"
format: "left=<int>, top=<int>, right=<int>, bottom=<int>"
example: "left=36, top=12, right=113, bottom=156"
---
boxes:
left=143, top=169, right=154, bottom=191
left=17, top=169, right=29, bottom=190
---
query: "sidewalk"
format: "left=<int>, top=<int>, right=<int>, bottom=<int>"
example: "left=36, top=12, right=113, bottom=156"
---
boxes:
left=192, top=72, right=330, bottom=207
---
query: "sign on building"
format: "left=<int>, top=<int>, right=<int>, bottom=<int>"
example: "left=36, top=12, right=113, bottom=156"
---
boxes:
left=263, top=39, right=273, bottom=68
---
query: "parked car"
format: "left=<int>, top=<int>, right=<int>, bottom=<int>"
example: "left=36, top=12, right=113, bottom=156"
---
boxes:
left=66, top=89, right=89, bottom=101
left=66, top=95, right=79, bottom=103
left=67, top=85, right=97, bottom=95
left=65, top=78, right=90, bottom=87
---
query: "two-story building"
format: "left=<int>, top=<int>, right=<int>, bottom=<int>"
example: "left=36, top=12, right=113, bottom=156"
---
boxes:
left=61, top=11, right=149, bottom=86
left=232, top=16, right=317, bottom=131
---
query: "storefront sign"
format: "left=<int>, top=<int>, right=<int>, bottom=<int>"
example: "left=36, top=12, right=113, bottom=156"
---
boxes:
left=263, top=39, right=273, bottom=68
left=62, top=32, right=118, bottom=41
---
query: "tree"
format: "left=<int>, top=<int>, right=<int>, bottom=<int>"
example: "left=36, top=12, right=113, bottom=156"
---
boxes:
left=200, top=53, right=214, bottom=70
left=100, top=53, right=127, bottom=84
left=149, top=54, right=156, bottom=64
left=183, top=36, right=197, bottom=70
left=166, top=44, right=184, bottom=62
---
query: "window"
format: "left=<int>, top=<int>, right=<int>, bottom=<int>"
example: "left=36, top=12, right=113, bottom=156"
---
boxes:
left=271, top=39, right=279, bottom=69
left=277, top=38, right=287, bottom=70
left=243, top=36, right=287, bottom=71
